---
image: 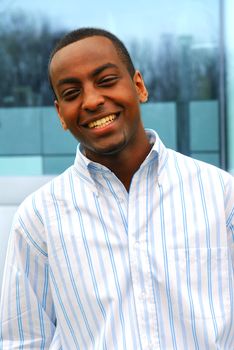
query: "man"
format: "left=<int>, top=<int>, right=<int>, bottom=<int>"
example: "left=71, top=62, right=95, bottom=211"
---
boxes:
left=0, top=28, right=234, bottom=349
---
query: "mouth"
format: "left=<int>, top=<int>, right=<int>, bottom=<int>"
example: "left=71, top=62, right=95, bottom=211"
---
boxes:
left=87, top=113, right=118, bottom=129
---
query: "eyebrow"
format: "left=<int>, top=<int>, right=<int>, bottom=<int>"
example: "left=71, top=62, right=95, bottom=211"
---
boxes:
left=92, top=63, right=118, bottom=77
left=57, top=62, right=118, bottom=88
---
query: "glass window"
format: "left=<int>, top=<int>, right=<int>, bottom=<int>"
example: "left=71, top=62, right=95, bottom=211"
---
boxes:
left=0, top=0, right=228, bottom=175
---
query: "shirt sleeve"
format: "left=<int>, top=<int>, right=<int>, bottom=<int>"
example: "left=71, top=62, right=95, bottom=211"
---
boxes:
left=0, top=201, right=61, bottom=349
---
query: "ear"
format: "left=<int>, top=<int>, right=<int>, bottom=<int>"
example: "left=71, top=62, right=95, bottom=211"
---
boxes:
left=133, top=70, right=148, bottom=103
left=54, top=100, right=68, bottom=130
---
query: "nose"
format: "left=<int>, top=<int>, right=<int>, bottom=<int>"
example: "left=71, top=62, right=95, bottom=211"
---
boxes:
left=81, top=86, right=105, bottom=112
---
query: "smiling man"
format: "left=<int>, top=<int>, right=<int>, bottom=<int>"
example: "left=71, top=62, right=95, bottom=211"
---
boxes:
left=50, top=33, right=150, bottom=190
left=1, top=28, right=234, bottom=349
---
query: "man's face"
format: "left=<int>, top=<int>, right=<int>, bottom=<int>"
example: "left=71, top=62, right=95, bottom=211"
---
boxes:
left=50, top=36, right=148, bottom=161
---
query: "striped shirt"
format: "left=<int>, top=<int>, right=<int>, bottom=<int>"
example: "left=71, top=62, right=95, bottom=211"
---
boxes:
left=1, top=129, right=234, bottom=349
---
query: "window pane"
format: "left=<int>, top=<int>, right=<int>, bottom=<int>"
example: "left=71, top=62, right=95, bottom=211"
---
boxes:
left=0, top=156, right=42, bottom=175
left=0, top=0, right=227, bottom=176
left=189, top=101, right=219, bottom=152
left=0, top=108, right=41, bottom=155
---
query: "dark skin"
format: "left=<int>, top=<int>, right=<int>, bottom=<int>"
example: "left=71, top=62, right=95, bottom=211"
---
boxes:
left=49, top=36, right=152, bottom=191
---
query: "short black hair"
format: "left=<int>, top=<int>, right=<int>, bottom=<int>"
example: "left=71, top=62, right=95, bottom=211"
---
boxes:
left=49, top=27, right=135, bottom=78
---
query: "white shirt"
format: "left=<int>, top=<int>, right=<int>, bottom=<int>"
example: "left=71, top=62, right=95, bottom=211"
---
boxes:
left=1, top=130, right=234, bottom=349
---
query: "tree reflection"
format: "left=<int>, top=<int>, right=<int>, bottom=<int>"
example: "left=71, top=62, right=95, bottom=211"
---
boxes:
left=0, top=11, right=219, bottom=107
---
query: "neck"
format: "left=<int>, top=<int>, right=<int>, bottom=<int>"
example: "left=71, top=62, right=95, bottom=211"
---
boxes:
left=106, top=146, right=152, bottom=191
left=86, top=132, right=152, bottom=192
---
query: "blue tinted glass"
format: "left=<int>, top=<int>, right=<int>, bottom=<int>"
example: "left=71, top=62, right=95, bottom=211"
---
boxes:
left=0, top=156, right=42, bottom=175
left=41, top=107, right=77, bottom=155
left=0, top=108, right=41, bottom=155
left=141, top=103, right=177, bottom=150
left=43, top=156, right=75, bottom=174
left=190, top=101, right=219, bottom=152
left=191, top=152, right=220, bottom=167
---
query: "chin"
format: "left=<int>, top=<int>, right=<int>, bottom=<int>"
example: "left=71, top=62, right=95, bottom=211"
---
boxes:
left=89, top=139, right=127, bottom=157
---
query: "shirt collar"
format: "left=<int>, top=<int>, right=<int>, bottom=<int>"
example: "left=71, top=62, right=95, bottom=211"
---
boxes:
left=73, top=129, right=168, bottom=187
left=145, top=129, right=169, bottom=179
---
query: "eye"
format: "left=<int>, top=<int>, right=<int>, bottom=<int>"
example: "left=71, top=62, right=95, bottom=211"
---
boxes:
left=98, top=75, right=119, bottom=86
left=62, top=88, right=81, bottom=101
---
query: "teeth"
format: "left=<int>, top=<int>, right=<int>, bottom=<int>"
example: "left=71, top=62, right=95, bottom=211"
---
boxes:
left=88, top=114, right=116, bottom=129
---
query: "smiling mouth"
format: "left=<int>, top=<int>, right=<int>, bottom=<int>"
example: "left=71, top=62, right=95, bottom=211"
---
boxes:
left=87, top=114, right=117, bottom=129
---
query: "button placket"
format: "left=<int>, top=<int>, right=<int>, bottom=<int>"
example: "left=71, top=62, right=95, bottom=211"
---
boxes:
left=128, top=172, right=160, bottom=349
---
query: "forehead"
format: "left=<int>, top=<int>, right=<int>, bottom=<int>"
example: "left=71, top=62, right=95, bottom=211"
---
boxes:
left=50, top=36, right=125, bottom=78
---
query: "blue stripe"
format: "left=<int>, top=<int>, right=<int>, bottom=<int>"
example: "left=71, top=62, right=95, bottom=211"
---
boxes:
left=18, top=217, right=48, bottom=257
left=42, top=189, right=85, bottom=348
left=133, top=164, right=154, bottom=346
left=146, top=162, right=162, bottom=349
left=73, top=166, right=96, bottom=186
left=185, top=159, right=210, bottom=348
left=158, top=184, right=178, bottom=350
left=42, top=264, right=49, bottom=310
left=25, top=245, right=30, bottom=277
left=51, top=181, right=95, bottom=347
left=207, top=168, right=226, bottom=323
left=32, top=195, right=43, bottom=224
left=166, top=163, right=189, bottom=349
left=94, top=194, right=127, bottom=350
left=49, top=267, right=81, bottom=349
left=80, top=183, right=120, bottom=348
left=69, top=173, right=109, bottom=350
left=227, top=207, right=234, bottom=227
left=101, top=175, right=140, bottom=349
left=174, top=156, right=199, bottom=349
left=195, top=162, right=218, bottom=337
left=103, top=175, right=128, bottom=230
left=38, top=301, right=46, bottom=350
left=16, top=275, right=24, bottom=349
left=33, top=255, right=39, bottom=293
left=24, top=248, right=35, bottom=344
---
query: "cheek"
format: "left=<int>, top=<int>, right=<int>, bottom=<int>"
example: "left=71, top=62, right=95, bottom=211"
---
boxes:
left=109, top=81, right=138, bottom=101
left=59, top=105, right=78, bottom=125
left=122, top=90, right=140, bottom=112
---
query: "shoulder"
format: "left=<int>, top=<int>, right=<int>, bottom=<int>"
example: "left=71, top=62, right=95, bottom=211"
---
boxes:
left=165, top=149, right=234, bottom=201
left=168, top=148, right=232, bottom=181
left=15, top=166, right=74, bottom=227
left=9, top=167, right=76, bottom=254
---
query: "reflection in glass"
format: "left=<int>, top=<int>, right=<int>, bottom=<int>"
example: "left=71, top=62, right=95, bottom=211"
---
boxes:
left=0, top=0, right=226, bottom=174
